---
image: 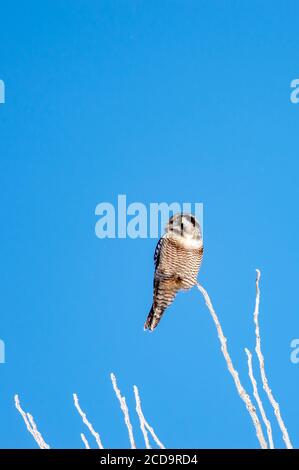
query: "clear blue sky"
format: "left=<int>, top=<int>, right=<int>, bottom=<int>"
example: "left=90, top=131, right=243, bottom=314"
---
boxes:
left=0, top=1, right=298, bottom=449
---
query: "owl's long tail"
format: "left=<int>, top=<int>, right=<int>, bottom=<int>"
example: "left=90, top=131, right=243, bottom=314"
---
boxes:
left=144, top=279, right=178, bottom=331
left=144, top=306, right=165, bottom=331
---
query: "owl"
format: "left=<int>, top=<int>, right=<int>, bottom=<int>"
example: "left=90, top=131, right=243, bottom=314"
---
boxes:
left=144, top=213, right=203, bottom=331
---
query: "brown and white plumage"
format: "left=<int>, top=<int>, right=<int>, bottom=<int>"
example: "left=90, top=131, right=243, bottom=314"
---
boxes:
left=144, top=213, right=203, bottom=331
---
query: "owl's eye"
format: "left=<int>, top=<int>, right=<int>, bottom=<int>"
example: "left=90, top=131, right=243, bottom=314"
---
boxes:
left=180, top=222, right=184, bottom=231
left=190, top=215, right=195, bottom=225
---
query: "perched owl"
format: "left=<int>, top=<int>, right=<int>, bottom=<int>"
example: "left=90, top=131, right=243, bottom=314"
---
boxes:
left=144, top=213, right=203, bottom=331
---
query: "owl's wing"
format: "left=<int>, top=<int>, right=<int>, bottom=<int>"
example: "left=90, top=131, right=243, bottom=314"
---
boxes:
left=153, top=236, right=164, bottom=270
left=153, top=235, right=178, bottom=284
left=146, top=237, right=179, bottom=330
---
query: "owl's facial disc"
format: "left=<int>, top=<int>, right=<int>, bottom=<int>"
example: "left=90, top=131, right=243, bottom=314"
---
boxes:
left=166, top=213, right=201, bottom=240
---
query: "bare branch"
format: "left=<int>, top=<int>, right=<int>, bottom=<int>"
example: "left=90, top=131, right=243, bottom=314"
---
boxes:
left=111, top=373, right=136, bottom=449
left=197, top=283, right=268, bottom=449
left=245, top=348, right=274, bottom=449
left=253, top=269, right=293, bottom=449
left=73, top=393, right=104, bottom=449
left=14, top=395, right=50, bottom=449
left=80, top=433, right=90, bottom=449
left=133, top=385, right=165, bottom=449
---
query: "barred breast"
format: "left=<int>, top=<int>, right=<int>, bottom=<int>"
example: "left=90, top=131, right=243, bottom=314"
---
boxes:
left=158, top=237, right=203, bottom=289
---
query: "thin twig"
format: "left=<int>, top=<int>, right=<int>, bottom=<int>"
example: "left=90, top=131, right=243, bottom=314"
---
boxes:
left=14, top=395, right=50, bottom=449
left=81, top=433, right=90, bottom=449
left=133, top=385, right=165, bottom=449
left=73, top=393, right=104, bottom=449
left=197, top=283, right=268, bottom=449
left=133, top=385, right=150, bottom=448
left=253, top=269, right=293, bottom=449
left=111, top=373, right=136, bottom=449
left=245, top=348, right=274, bottom=449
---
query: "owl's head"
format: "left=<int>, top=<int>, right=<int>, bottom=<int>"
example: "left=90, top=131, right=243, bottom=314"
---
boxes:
left=165, top=213, right=202, bottom=241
